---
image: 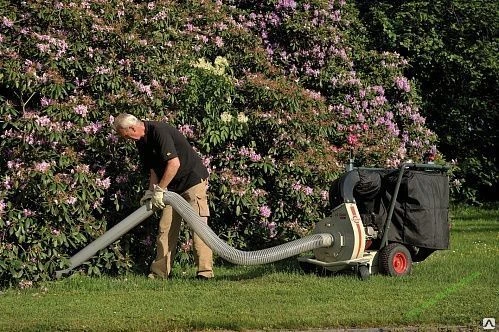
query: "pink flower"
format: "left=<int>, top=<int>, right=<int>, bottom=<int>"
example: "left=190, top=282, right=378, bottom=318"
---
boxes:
left=214, top=36, right=224, bottom=48
left=35, top=116, right=51, bottom=127
left=95, top=66, right=111, bottom=75
left=347, top=134, right=359, bottom=146
left=96, top=177, right=111, bottom=189
left=276, top=0, right=297, bottom=10
left=34, top=161, right=51, bottom=173
left=371, top=85, right=385, bottom=95
left=115, top=175, right=128, bottom=184
left=249, top=152, right=262, bottom=162
left=386, top=158, right=401, bottom=168
left=7, top=160, right=18, bottom=169
left=40, top=97, right=54, bottom=107
left=83, top=122, right=103, bottom=134
left=259, top=205, right=271, bottom=218
left=3, top=176, right=12, bottom=190
left=2, top=16, right=14, bottom=28
left=134, top=81, right=152, bottom=97
left=107, top=133, right=118, bottom=143
left=76, top=164, right=90, bottom=173
left=66, top=196, right=77, bottom=205
left=151, top=79, right=160, bottom=88
left=252, top=189, right=267, bottom=197
left=202, top=156, right=212, bottom=169
left=93, top=197, right=104, bottom=209
left=178, top=124, right=195, bottom=138
left=410, top=113, right=426, bottom=125
left=304, top=89, right=323, bottom=100
left=303, top=186, right=313, bottom=195
left=372, top=95, right=387, bottom=106
left=23, top=209, right=35, bottom=217
left=239, top=146, right=250, bottom=156
left=74, top=105, right=88, bottom=117
left=36, top=43, right=50, bottom=53
left=394, top=76, right=411, bottom=92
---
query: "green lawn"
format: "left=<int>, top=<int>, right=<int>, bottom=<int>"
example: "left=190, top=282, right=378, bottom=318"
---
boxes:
left=0, top=205, right=497, bottom=331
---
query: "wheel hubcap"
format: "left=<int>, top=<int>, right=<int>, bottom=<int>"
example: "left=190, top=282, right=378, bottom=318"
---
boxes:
left=392, top=252, right=407, bottom=274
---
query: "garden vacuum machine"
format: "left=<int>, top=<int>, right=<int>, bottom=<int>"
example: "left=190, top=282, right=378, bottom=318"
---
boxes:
left=56, top=162, right=450, bottom=280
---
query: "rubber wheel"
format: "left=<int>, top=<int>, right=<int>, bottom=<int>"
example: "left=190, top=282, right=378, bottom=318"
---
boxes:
left=357, top=265, right=370, bottom=281
left=379, top=243, right=412, bottom=276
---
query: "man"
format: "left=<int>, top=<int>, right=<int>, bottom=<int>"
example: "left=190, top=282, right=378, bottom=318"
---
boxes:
left=113, top=113, right=213, bottom=280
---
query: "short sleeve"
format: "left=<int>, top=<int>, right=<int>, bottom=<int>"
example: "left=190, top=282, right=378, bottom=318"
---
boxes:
left=154, top=129, right=178, bottom=162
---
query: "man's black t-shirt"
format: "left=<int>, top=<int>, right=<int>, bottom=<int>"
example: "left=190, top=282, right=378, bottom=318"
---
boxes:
left=135, top=121, right=208, bottom=193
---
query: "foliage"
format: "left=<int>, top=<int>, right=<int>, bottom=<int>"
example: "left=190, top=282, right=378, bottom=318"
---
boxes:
left=354, top=0, right=499, bottom=203
left=1, top=0, right=438, bottom=286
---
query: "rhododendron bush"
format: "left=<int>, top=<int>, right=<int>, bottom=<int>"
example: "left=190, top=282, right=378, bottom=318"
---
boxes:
left=0, top=0, right=438, bottom=286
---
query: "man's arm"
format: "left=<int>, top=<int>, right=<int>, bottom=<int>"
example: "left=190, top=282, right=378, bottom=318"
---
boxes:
left=157, top=157, right=180, bottom=190
left=148, top=169, right=159, bottom=190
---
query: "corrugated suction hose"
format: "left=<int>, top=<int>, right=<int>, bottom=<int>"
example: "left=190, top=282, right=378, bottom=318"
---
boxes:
left=162, top=191, right=334, bottom=265
left=55, top=191, right=334, bottom=278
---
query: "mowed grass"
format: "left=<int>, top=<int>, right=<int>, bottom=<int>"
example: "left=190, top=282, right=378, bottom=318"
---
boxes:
left=0, top=205, right=497, bottom=331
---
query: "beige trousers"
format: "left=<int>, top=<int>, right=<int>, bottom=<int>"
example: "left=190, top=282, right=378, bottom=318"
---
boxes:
left=150, top=180, right=213, bottom=278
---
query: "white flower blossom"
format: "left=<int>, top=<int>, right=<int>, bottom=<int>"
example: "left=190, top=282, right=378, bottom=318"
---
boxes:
left=237, top=112, right=248, bottom=123
left=192, top=56, right=230, bottom=76
left=220, top=112, right=233, bottom=123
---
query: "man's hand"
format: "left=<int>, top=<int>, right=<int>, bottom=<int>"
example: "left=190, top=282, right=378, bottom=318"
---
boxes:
left=151, top=184, right=166, bottom=210
left=140, top=189, right=153, bottom=211
left=140, top=190, right=153, bottom=205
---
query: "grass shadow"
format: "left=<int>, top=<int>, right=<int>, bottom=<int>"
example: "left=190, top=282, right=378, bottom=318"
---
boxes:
left=213, top=258, right=305, bottom=281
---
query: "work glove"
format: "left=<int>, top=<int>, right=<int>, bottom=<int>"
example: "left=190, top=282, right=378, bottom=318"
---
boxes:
left=140, top=189, right=154, bottom=211
left=151, top=184, right=166, bottom=210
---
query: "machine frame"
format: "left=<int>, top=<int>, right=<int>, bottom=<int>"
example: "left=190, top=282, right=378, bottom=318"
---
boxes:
left=298, top=162, right=450, bottom=280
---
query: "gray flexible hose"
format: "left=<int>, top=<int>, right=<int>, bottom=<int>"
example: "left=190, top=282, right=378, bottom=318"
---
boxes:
left=162, top=191, right=334, bottom=265
left=55, top=206, right=153, bottom=278
left=55, top=191, right=334, bottom=277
